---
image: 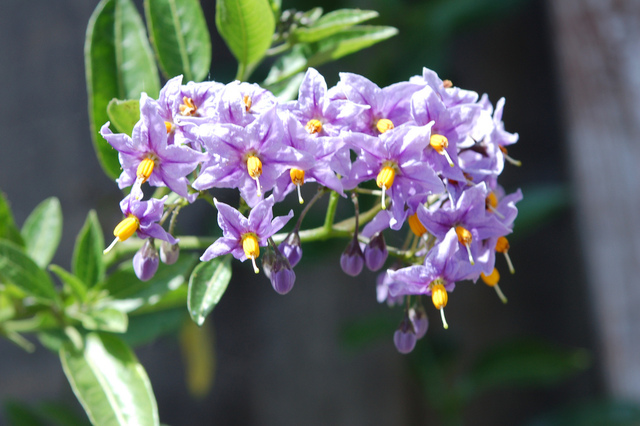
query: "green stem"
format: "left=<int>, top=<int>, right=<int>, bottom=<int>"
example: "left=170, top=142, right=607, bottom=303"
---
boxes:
left=323, top=190, right=340, bottom=233
left=266, top=42, right=291, bottom=56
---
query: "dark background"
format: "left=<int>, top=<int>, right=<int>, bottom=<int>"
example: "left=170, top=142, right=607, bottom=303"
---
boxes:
left=0, top=0, right=599, bottom=424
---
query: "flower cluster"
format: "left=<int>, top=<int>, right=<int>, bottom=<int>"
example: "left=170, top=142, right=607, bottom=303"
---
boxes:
left=101, top=66, right=521, bottom=353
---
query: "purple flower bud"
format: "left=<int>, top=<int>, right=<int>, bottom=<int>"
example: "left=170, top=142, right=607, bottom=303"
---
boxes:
left=364, top=233, right=388, bottom=271
left=409, top=306, right=429, bottom=339
left=340, top=235, right=364, bottom=276
left=270, top=267, right=296, bottom=295
left=278, top=232, right=302, bottom=267
left=160, top=241, right=180, bottom=265
left=393, top=318, right=417, bottom=354
left=133, top=240, right=159, bottom=281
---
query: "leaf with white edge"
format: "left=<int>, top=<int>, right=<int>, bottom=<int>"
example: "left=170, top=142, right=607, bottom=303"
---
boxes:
left=0, top=240, right=58, bottom=303
left=81, top=308, right=129, bottom=334
left=21, top=197, right=62, bottom=268
left=144, top=0, right=211, bottom=82
left=85, top=0, right=160, bottom=179
left=60, top=333, right=159, bottom=426
left=188, top=255, right=232, bottom=326
left=106, top=99, right=140, bottom=136
left=72, top=211, right=105, bottom=289
left=216, top=0, right=276, bottom=80
left=0, top=191, right=24, bottom=247
left=292, top=9, right=379, bottom=43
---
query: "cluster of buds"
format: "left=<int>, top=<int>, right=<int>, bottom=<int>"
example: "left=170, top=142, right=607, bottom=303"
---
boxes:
left=100, top=66, right=521, bottom=352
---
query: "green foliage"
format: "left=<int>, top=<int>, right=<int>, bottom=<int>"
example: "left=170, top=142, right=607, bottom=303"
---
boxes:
left=72, top=211, right=105, bottom=289
left=144, top=0, right=211, bottom=82
left=0, top=240, right=58, bottom=304
left=0, top=192, right=25, bottom=247
left=216, top=0, right=276, bottom=81
left=21, top=197, right=62, bottom=269
left=85, top=0, right=160, bottom=179
left=526, top=399, right=640, bottom=426
left=291, top=9, right=380, bottom=43
left=60, top=333, right=159, bottom=426
left=188, top=255, right=232, bottom=326
left=264, top=25, right=397, bottom=87
left=106, top=99, right=140, bottom=136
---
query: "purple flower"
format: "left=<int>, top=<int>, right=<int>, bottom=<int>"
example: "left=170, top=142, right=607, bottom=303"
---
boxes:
left=364, top=233, right=388, bottom=271
left=343, top=125, right=444, bottom=230
left=272, top=113, right=344, bottom=203
left=193, top=107, right=310, bottom=207
left=278, top=231, right=302, bottom=268
left=335, top=72, right=424, bottom=135
left=410, top=67, right=479, bottom=108
left=376, top=268, right=405, bottom=307
left=160, top=240, right=180, bottom=265
left=284, top=67, right=369, bottom=137
left=100, top=93, right=206, bottom=201
left=212, top=81, right=277, bottom=127
left=340, top=234, right=365, bottom=276
left=200, top=196, right=293, bottom=274
left=104, top=195, right=177, bottom=254
left=133, top=240, right=159, bottom=281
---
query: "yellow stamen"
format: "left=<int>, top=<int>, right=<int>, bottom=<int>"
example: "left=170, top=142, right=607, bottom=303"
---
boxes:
left=486, top=192, right=498, bottom=210
left=305, top=119, right=323, bottom=134
left=104, top=215, right=140, bottom=254
left=496, top=236, right=515, bottom=274
left=243, top=95, right=252, bottom=113
left=442, top=79, right=453, bottom=89
left=499, top=145, right=522, bottom=167
left=290, top=168, right=305, bottom=204
left=481, top=268, right=508, bottom=304
left=408, top=213, right=427, bottom=237
left=179, top=96, right=197, bottom=116
left=246, top=155, right=263, bottom=196
left=430, top=281, right=449, bottom=329
left=164, top=121, right=173, bottom=134
left=455, top=226, right=475, bottom=265
left=136, top=158, right=155, bottom=184
left=376, top=166, right=396, bottom=210
left=376, top=118, right=394, bottom=134
left=241, top=233, right=260, bottom=274
left=430, top=134, right=455, bottom=167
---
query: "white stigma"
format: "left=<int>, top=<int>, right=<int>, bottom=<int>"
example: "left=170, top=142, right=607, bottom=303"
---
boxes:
left=296, top=184, right=304, bottom=204
left=440, top=308, right=449, bottom=330
left=103, top=237, right=119, bottom=254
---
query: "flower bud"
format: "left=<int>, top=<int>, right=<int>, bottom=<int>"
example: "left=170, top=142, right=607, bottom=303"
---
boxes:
left=409, top=306, right=429, bottom=339
left=364, top=233, right=388, bottom=271
left=133, top=240, right=159, bottom=281
left=160, top=240, right=180, bottom=265
left=340, top=235, right=364, bottom=277
left=393, top=317, right=417, bottom=354
left=278, top=232, right=302, bottom=268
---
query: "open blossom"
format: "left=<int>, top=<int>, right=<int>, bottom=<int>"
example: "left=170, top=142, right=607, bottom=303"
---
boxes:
left=192, top=107, right=310, bottom=207
left=100, top=93, right=206, bottom=201
left=200, top=196, right=293, bottom=274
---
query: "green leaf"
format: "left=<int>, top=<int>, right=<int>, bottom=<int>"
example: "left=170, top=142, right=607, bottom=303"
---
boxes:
left=3, top=400, right=47, bottom=426
left=103, top=254, right=195, bottom=313
left=144, top=0, right=211, bottom=82
left=49, top=265, right=88, bottom=303
left=72, top=211, right=105, bottom=289
left=85, top=0, right=161, bottom=179
left=216, top=0, right=276, bottom=80
left=21, top=197, right=62, bottom=268
left=0, top=192, right=24, bottom=247
left=0, top=240, right=58, bottom=303
left=264, top=25, right=398, bottom=85
left=188, top=255, right=232, bottom=326
left=526, top=399, right=640, bottom=426
left=106, top=99, right=140, bottom=136
left=267, top=0, right=281, bottom=18
left=467, top=338, right=591, bottom=394
left=80, top=308, right=128, bottom=334
left=122, top=307, right=186, bottom=347
left=60, top=333, right=159, bottom=426
left=292, top=9, right=379, bottom=43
